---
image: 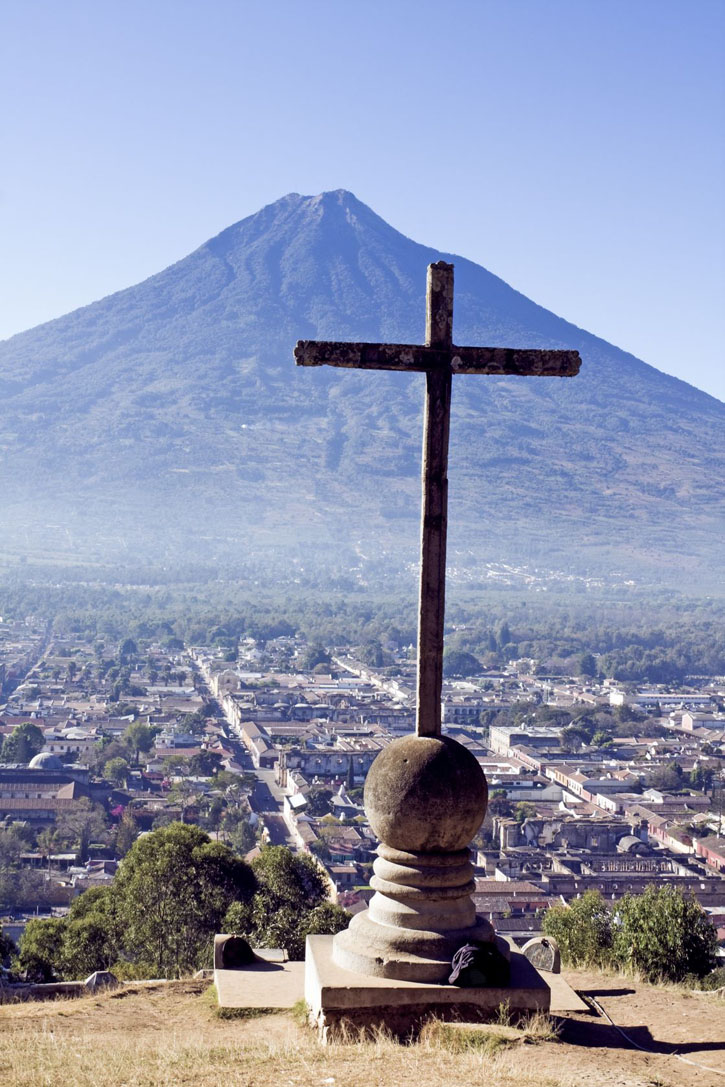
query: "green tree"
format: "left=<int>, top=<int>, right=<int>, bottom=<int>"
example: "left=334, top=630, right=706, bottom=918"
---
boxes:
left=113, top=823, right=256, bottom=977
left=0, top=929, right=16, bottom=966
left=162, top=754, right=189, bottom=777
left=646, top=763, right=684, bottom=793
left=487, top=791, right=513, bottom=818
left=514, top=802, right=537, bottom=823
left=89, top=737, right=132, bottom=774
left=237, top=846, right=345, bottom=959
left=297, top=901, right=350, bottom=947
left=222, top=899, right=252, bottom=935
left=0, top=823, right=25, bottom=870
left=306, top=788, right=333, bottom=817
left=309, top=838, right=332, bottom=863
left=253, top=846, right=327, bottom=907
left=1, top=722, right=44, bottom=764
left=358, top=641, right=384, bottom=668
left=612, top=886, right=717, bottom=982
left=62, top=887, right=121, bottom=978
left=299, top=644, right=331, bottom=671
left=55, top=798, right=108, bottom=863
left=0, top=823, right=48, bottom=911
left=37, top=827, right=59, bottom=855
left=542, top=891, right=613, bottom=968
left=123, top=721, right=158, bottom=765
left=119, top=638, right=138, bottom=661
left=225, top=816, right=257, bottom=856
left=559, top=726, right=585, bottom=753
left=15, top=887, right=122, bottom=982
left=0, top=866, right=47, bottom=912
left=689, top=765, right=714, bottom=792
left=442, top=649, right=481, bottom=677
left=115, top=810, right=140, bottom=856
left=15, top=918, right=67, bottom=981
left=169, top=778, right=197, bottom=823
left=188, top=750, right=223, bottom=777
left=104, top=756, right=130, bottom=785
left=179, top=710, right=208, bottom=736
left=578, top=652, right=597, bottom=678
left=534, top=706, right=573, bottom=729
left=199, top=794, right=225, bottom=832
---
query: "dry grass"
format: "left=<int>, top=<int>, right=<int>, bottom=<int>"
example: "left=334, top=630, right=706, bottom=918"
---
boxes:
left=420, top=1006, right=561, bottom=1055
left=421, top=1020, right=548, bottom=1056
left=0, top=981, right=566, bottom=1087
left=2, top=970, right=723, bottom=1087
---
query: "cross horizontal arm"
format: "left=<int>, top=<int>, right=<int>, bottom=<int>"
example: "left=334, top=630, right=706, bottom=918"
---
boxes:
left=295, top=340, right=449, bottom=371
left=295, top=340, right=581, bottom=377
left=450, top=346, right=581, bottom=376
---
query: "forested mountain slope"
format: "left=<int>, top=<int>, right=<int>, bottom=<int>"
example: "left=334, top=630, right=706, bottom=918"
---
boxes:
left=1, top=189, right=722, bottom=586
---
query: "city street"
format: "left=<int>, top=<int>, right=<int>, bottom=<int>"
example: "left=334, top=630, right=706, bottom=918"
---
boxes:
left=190, top=663, right=298, bottom=851
left=250, top=770, right=296, bottom=848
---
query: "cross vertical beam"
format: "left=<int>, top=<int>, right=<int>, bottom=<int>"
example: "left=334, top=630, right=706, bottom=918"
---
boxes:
left=416, top=262, right=453, bottom=738
left=293, top=263, right=581, bottom=746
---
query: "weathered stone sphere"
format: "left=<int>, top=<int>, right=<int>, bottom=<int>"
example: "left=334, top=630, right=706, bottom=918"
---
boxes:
left=364, top=734, right=488, bottom=853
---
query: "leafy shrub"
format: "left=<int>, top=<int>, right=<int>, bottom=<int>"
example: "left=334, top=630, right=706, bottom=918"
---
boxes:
left=692, top=966, right=725, bottom=991
left=542, top=890, right=612, bottom=968
left=611, top=885, right=717, bottom=982
left=223, top=846, right=349, bottom=959
left=543, top=885, right=717, bottom=982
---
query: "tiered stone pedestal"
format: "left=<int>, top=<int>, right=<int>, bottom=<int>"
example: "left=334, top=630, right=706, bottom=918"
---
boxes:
left=306, top=934, right=550, bottom=1041
left=304, top=733, right=553, bottom=1040
left=333, top=843, right=496, bottom=981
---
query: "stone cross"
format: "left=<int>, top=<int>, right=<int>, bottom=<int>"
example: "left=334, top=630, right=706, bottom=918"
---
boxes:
left=295, top=262, right=580, bottom=738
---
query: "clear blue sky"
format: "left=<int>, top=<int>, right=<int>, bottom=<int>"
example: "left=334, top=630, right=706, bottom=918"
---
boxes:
left=2, top=0, right=723, bottom=400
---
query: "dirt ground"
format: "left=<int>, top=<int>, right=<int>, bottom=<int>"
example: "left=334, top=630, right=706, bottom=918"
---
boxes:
left=0, top=971, right=723, bottom=1087
left=539, top=968, right=725, bottom=1087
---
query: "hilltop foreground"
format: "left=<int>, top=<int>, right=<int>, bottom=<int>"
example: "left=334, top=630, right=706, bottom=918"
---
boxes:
left=1, top=971, right=723, bottom=1087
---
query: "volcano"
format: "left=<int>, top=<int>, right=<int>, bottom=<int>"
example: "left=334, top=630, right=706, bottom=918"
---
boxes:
left=0, top=189, right=722, bottom=587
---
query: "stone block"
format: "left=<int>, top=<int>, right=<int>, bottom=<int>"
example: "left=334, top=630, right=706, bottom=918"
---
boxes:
left=84, top=971, right=119, bottom=992
left=521, top=936, right=561, bottom=974
left=213, top=934, right=287, bottom=969
left=305, top=934, right=550, bottom=1041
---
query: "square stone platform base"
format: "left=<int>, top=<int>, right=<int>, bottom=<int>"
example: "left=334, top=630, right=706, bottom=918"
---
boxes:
left=305, top=935, right=551, bottom=1041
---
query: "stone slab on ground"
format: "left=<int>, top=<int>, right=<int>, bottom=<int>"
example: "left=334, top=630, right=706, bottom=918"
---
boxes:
left=214, top=962, right=305, bottom=1009
left=542, top=971, right=590, bottom=1013
left=305, top=934, right=550, bottom=1039
left=214, top=951, right=587, bottom=1019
